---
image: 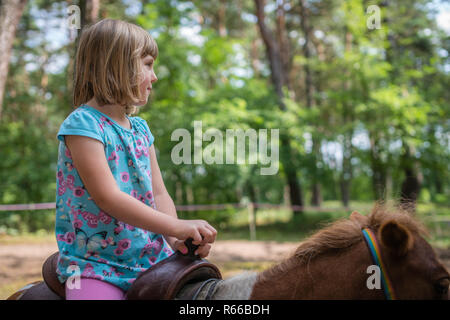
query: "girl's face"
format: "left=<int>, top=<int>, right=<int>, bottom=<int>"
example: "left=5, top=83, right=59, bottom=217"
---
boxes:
left=136, top=55, right=158, bottom=106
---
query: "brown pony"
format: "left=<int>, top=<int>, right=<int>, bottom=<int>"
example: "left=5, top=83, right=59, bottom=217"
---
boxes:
left=7, top=204, right=450, bottom=300
left=247, top=204, right=450, bottom=299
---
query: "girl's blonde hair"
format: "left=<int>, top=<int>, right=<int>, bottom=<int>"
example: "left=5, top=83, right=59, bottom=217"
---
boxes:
left=73, top=19, right=158, bottom=115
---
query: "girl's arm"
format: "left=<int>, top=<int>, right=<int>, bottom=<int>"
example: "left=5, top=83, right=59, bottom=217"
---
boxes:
left=149, top=144, right=217, bottom=256
left=148, top=145, right=179, bottom=248
left=64, top=135, right=215, bottom=244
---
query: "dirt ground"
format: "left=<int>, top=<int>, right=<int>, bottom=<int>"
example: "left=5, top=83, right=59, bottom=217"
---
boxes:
left=1, top=240, right=449, bottom=299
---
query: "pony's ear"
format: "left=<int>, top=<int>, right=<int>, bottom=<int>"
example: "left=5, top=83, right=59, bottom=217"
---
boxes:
left=350, top=211, right=368, bottom=228
left=379, top=220, right=413, bottom=257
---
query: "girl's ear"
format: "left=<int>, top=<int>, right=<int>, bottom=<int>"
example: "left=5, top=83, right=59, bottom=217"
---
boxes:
left=379, top=220, right=414, bottom=257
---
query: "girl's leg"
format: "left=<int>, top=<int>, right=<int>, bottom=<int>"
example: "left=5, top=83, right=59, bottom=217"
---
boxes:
left=65, top=278, right=126, bottom=300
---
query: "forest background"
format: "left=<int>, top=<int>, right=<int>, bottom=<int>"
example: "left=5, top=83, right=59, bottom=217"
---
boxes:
left=0, top=0, right=448, bottom=244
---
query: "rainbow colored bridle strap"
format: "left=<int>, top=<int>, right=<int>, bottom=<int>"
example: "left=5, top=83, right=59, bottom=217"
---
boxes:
left=362, top=228, right=397, bottom=300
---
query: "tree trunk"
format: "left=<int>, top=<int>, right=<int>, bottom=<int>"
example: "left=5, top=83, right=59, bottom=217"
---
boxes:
left=369, top=134, right=387, bottom=200
left=245, top=168, right=259, bottom=218
left=340, top=30, right=354, bottom=208
left=0, top=0, right=28, bottom=120
left=254, top=0, right=304, bottom=215
left=399, top=145, right=422, bottom=211
left=218, top=0, right=227, bottom=37
left=340, top=132, right=352, bottom=207
left=70, top=0, right=100, bottom=107
left=299, top=0, right=322, bottom=206
left=276, top=0, right=292, bottom=93
left=79, top=0, right=100, bottom=28
left=250, top=35, right=261, bottom=78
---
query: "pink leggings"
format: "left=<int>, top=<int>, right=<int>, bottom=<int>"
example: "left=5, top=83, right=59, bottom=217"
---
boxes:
left=65, top=278, right=126, bottom=300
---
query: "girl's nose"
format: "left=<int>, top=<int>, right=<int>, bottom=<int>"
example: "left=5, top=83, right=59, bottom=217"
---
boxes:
left=151, top=71, right=158, bottom=83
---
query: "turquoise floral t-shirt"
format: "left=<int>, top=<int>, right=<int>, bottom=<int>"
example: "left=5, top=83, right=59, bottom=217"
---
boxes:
left=55, top=104, right=173, bottom=291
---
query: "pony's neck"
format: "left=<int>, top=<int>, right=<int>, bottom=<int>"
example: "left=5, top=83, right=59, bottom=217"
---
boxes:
left=249, top=241, right=385, bottom=299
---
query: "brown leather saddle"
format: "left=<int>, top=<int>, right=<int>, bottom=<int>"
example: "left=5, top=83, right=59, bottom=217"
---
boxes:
left=39, top=239, right=222, bottom=300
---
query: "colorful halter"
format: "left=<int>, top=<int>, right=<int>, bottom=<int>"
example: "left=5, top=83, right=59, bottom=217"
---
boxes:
left=362, top=228, right=397, bottom=300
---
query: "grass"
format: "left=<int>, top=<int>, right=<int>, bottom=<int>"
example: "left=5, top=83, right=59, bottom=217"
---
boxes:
left=0, top=231, right=55, bottom=245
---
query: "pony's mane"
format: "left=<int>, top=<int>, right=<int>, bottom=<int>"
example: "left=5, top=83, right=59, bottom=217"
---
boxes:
left=259, top=203, right=428, bottom=281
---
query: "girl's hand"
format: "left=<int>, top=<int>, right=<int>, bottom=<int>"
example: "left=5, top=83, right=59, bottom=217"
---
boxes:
left=173, top=219, right=217, bottom=246
left=171, top=239, right=212, bottom=258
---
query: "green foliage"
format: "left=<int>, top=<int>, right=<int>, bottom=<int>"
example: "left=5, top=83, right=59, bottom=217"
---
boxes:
left=0, top=0, right=448, bottom=234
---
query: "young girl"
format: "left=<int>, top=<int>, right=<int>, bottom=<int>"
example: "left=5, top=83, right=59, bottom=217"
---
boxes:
left=55, top=19, right=217, bottom=300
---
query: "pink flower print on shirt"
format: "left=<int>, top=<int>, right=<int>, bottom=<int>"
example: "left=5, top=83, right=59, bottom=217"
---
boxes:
left=163, top=247, right=173, bottom=256
left=111, top=266, right=125, bottom=277
left=82, top=263, right=104, bottom=281
left=70, top=208, right=81, bottom=218
left=145, top=191, right=153, bottom=201
left=120, top=172, right=129, bottom=183
left=70, top=210, right=83, bottom=228
left=99, top=116, right=113, bottom=133
left=66, top=175, right=75, bottom=189
left=65, top=148, right=72, bottom=159
left=73, top=186, right=85, bottom=198
left=107, top=150, right=119, bottom=165
left=57, top=232, right=75, bottom=244
left=139, top=237, right=163, bottom=258
left=134, top=148, right=143, bottom=159
left=80, top=211, right=99, bottom=228
left=57, top=184, right=66, bottom=196
left=99, top=211, right=112, bottom=225
left=148, top=256, right=157, bottom=266
left=102, top=269, right=112, bottom=277
left=114, top=239, right=131, bottom=256
left=72, top=218, right=83, bottom=229
left=97, top=258, right=109, bottom=264
left=113, top=221, right=136, bottom=235
left=118, top=239, right=131, bottom=250
left=57, top=169, right=64, bottom=181
left=81, top=211, right=112, bottom=228
left=114, top=223, right=124, bottom=235
left=57, top=174, right=74, bottom=196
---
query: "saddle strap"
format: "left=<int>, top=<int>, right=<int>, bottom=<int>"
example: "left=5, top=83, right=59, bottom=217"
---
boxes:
left=192, top=278, right=221, bottom=300
left=176, top=278, right=222, bottom=300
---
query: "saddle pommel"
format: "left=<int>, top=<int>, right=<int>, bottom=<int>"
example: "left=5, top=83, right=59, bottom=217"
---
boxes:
left=126, top=239, right=222, bottom=300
